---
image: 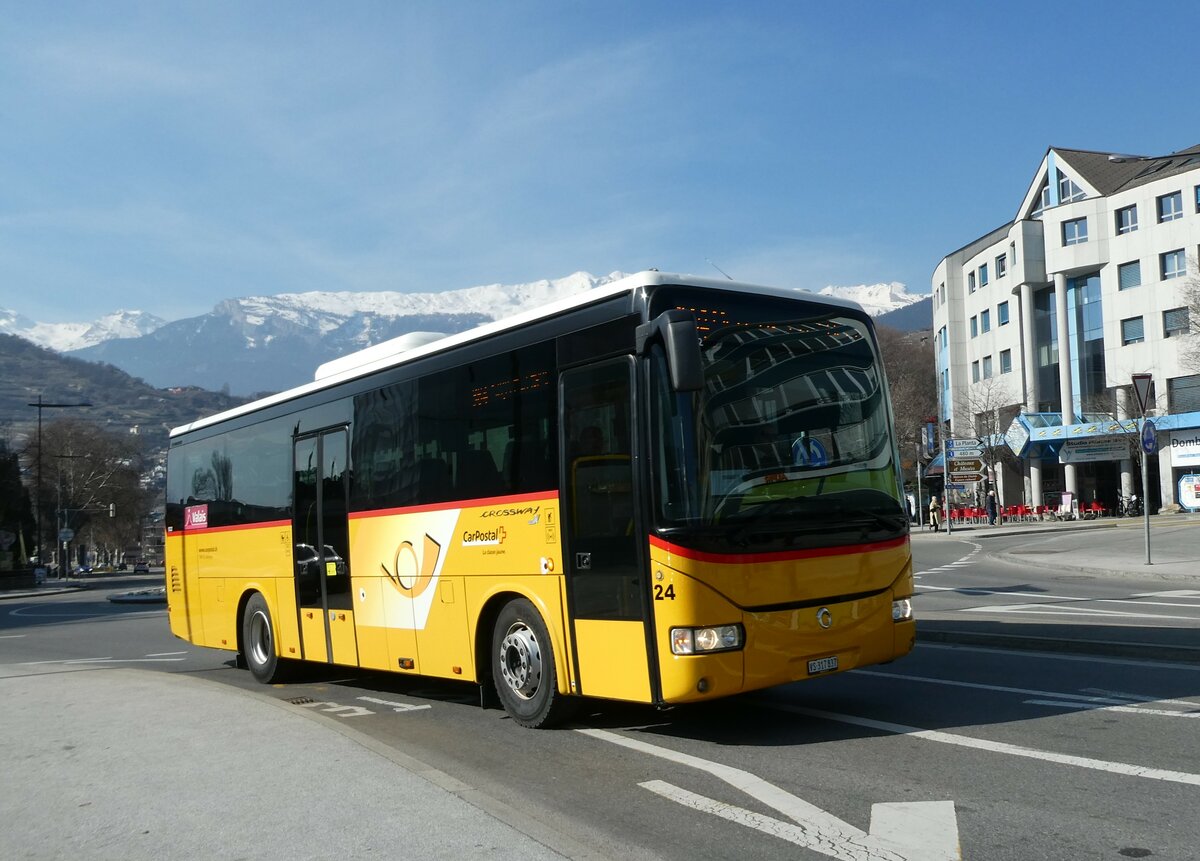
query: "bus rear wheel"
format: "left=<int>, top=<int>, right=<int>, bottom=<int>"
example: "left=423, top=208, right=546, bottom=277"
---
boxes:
left=492, top=598, right=574, bottom=728
left=242, top=593, right=290, bottom=684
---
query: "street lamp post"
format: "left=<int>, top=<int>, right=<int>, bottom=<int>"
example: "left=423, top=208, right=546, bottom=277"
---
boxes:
left=26, top=395, right=91, bottom=573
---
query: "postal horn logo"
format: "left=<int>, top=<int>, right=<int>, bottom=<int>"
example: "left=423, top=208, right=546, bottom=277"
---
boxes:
left=380, top=533, right=442, bottom=599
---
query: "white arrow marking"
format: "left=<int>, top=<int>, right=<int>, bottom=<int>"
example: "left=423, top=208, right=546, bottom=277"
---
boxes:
left=357, top=695, right=431, bottom=713
left=579, top=728, right=960, bottom=861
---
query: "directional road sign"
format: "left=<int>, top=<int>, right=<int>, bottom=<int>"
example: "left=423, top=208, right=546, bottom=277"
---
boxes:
left=946, top=437, right=983, bottom=451
left=947, top=458, right=984, bottom=473
left=945, top=447, right=983, bottom=458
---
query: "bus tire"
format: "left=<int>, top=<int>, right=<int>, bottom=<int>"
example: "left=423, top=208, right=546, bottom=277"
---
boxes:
left=242, top=593, right=289, bottom=684
left=492, top=598, right=575, bottom=728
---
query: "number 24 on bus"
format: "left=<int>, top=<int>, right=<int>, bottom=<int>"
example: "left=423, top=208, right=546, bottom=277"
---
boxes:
left=165, top=271, right=915, bottom=727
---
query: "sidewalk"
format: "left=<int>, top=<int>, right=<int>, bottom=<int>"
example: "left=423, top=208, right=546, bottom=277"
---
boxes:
left=0, top=669, right=591, bottom=861
left=910, top=511, right=1200, bottom=581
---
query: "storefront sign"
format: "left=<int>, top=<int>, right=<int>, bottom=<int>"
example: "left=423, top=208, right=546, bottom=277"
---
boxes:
left=1169, top=431, right=1200, bottom=467
left=1058, top=438, right=1131, bottom=464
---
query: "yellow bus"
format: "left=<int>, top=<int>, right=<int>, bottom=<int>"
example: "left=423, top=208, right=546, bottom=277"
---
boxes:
left=165, top=271, right=914, bottom=726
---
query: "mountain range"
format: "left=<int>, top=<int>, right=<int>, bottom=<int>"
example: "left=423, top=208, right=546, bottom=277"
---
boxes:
left=2, top=272, right=930, bottom=397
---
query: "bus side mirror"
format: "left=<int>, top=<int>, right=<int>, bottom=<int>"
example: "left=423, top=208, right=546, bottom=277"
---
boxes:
left=636, top=310, right=703, bottom=392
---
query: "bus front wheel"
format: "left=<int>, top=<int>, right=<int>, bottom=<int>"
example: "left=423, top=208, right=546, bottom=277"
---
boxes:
left=492, top=598, right=574, bottom=728
left=242, top=593, right=289, bottom=684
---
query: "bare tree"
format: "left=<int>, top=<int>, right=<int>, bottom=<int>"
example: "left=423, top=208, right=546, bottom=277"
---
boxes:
left=1182, top=254, right=1200, bottom=373
left=22, top=418, right=151, bottom=567
left=962, top=374, right=1020, bottom=502
left=875, top=325, right=938, bottom=480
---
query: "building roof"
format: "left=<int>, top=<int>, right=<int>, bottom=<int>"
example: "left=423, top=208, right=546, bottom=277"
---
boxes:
left=1054, top=143, right=1200, bottom=196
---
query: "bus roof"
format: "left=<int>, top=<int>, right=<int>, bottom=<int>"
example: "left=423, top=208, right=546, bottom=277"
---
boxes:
left=169, top=270, right=863, bottom=437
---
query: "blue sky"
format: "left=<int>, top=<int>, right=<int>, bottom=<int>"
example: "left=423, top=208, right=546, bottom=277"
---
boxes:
left=2, top=1, right=1198, bottom=323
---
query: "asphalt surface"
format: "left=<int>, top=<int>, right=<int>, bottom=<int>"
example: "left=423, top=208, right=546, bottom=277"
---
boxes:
left=2, top=514, right=1196, bottom=859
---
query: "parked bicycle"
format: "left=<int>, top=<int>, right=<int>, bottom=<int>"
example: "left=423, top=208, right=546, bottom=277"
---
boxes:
left=1116, top=494, right=1143, bottom=517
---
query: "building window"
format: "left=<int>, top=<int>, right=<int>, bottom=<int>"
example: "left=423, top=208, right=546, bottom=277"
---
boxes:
left=979, top=263, right=989, bottom=287
left=1195, top=185, right=1200, bottom=213
left=1158, top=191, right=1183, bottom=222
left=1000, top=349, right=1012, bottom=374
left=968, top=271, right=976, bottom=293
left=971, top=360, right=980, bottom=383
left=941, top=326, right=948, bottom=349
left=981, top=309, right=991, bottom=333
left=1164, top=307, right=1190, bottom=338
left=996, top=254, right=1007, bottom=278
left=970, top=316, right=978, bottom=338
left=1121, top=317, right=1144, bottom=345
left=939, top=282, right=946, bottom=303
left=1161, top=249, right=1186, bottom=280
left=998, top=301, right=1010, bottom=325
left=1118, top=260, right=1141, bottom=290
left=1115, top=205, right=1138, bottom=235
left=1169, top=374, right=1200, bottom=413
left=982, top=355, right=993, bottom=379
left=1058, top=170, right=1086, bottom=203
left=1062, top=217, right=1088, bottom=246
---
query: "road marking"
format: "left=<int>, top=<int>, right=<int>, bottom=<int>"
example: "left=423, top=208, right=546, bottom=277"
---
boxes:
left=857, top=669, right=1200, bottom=718
left=916, top=583, right=1200, bottom=610
left=146, top=651, right=188, bottom=657
left=18, top=657, right=185, bottom=665
left=357, top=695, right=431, bottom=713
left=919, top=641, right=1200, bottom=672
left=0, top=634, right=25, bottom=639
left=1131, top=590, right=1200, bottom=600
left=579, top=727, right=960, bottom=861
left=959, top=603, right=1197, bottom=621
left=763, top=702, right=1200, bottom=787
left=1023, top=699, right=1199, bottom=718
left=296, top=700, right=373, bottom=718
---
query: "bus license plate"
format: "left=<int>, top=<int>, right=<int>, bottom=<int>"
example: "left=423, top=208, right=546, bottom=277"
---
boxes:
left=807, top=656, right=838, bottom=675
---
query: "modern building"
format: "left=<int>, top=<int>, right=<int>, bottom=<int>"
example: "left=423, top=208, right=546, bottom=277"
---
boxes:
left=932, top=144, right=1200, bottom=515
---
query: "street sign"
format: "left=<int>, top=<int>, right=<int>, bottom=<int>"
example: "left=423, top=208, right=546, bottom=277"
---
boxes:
left=1132, top=373, right=1153, bottom=415
left=948, top=472, right=984, bottom=483
left=58, top=528, right=75, bottom=543
left=945, top=447, right=983, bottom=458
left=1142, top=419, right=1157, bottom=454
left=947, top=457, right=984, bottom=473
left=944, top=482, right=967, bottom=491
left=946, top=437, right=982, bottom=451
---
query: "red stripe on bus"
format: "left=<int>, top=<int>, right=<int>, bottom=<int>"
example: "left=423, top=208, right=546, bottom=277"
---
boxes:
left=648, top=534, right=908, bottom=565
left=178, top=519, right=291, bottom=535
left=348, top=489, right=559, bottom=520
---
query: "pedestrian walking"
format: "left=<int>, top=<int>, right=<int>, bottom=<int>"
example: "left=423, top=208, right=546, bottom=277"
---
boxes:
left=928, top=495, right=941, bottom=532
left=985, top=490, right=998, bottom=526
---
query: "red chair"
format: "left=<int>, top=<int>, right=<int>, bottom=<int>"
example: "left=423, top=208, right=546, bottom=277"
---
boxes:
left=1034, top=505, right=1047, bottom=520
left=1017, top=505, right=1032, bottom=521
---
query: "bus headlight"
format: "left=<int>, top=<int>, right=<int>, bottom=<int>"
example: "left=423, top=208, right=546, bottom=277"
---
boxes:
left=892, top=598, right=913, bottom=622
left=671, top=624, right=744, bottom=655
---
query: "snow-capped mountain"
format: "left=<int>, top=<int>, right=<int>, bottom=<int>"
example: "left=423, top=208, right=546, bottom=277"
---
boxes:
left=816, top=281, right=925, bottom=318
left=0, top=308, right=166, bottom=352
left=7, top=271, right=927, bottom=396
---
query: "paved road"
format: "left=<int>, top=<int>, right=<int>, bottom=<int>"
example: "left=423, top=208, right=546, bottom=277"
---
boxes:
left=3, top=519, right=1198, bottom=860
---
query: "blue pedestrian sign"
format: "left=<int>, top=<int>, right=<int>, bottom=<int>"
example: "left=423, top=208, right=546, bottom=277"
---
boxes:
left=1141, top=419, right=1157, bottom=455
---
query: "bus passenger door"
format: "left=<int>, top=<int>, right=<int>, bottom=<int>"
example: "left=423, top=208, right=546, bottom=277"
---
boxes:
left=293, top=429, right=357, bottom=667
left=560, top=359, right=653, bottom=703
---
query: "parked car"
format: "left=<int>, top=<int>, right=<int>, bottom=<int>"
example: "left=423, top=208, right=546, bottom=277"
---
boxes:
left=133, top=560, right=150, bottom=574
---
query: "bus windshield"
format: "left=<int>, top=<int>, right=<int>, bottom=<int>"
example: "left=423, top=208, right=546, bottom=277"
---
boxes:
left=649, top=296, right=906, bottom=552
